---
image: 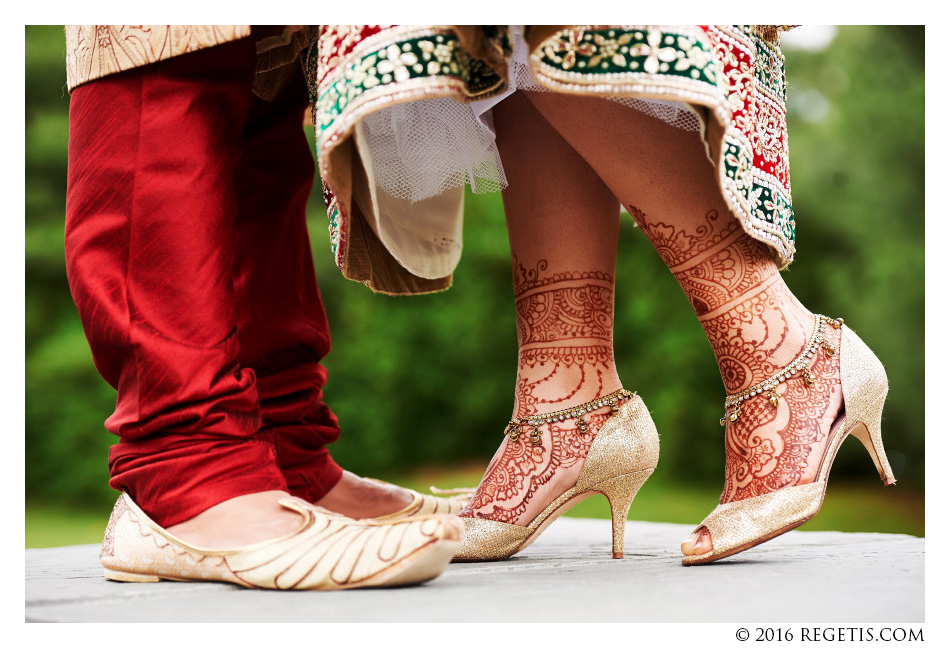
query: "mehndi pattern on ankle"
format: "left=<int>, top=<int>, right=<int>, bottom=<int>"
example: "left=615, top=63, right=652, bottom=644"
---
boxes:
left=721, top=314, right=843, bottom=425
left=504, top=388, right=635, bottom=444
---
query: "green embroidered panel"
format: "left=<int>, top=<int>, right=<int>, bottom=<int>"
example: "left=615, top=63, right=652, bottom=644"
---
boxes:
left=327, top=201, right=341, bottom=259
left=752, top=184, right=795, bottom=243
left=312, top=32, right=503, bottom=147
left=754, top=37, right=787, bottom=102
left=723, top=140, right=754, bottom=198
left=536, top=28, right=719, bottom=84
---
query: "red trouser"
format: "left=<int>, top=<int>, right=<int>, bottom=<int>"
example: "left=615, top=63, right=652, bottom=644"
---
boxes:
left=64, top=37, right=342, bottom=527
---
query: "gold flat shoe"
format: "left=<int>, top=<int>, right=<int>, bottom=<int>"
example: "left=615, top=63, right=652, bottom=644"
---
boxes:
left=683, top=318, right=896, bottom=565
left=100, top=493, right=462, bottom=589
left=365, top=480, right=475, bottom=521
left=454, top=391, right=660, bottom=561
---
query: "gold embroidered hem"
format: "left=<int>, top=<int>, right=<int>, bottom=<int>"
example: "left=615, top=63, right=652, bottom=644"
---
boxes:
left=308, top=25, right=512, bottom=295
left=307, top=25, right=797, bottom=295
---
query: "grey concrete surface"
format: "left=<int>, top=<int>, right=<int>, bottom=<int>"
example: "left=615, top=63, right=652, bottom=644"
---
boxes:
left=26, top=518, right=923, bottom=622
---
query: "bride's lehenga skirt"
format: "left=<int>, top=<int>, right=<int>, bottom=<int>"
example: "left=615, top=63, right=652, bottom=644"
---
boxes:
left=306, top=25, right=795, bottom=295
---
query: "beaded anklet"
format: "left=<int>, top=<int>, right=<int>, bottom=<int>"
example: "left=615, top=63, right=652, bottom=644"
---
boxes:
left=721, top=314, right=843, bottom=426
left=504, top=388, right=635, bottom=445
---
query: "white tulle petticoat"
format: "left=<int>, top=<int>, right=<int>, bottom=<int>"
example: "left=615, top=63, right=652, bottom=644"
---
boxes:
left=353, top=26, right=699, bottom=279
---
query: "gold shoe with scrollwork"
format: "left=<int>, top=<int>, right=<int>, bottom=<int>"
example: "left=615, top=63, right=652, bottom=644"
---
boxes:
left=100, top=493, right=462, bottom=589
left=683, top=316, right=896, bottom=565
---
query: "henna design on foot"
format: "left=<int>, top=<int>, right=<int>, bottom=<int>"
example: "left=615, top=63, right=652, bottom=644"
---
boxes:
left=722, top=326, right=843, bottom=501
left=462, top=257, right=621, bottom=524
left=628, top=204, right=844, bottom=502
left=464, top=411, right=612, bottom=523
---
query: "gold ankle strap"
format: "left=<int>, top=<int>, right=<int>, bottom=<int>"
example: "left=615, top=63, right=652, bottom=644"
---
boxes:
left=504, top=388, right=635, bottom=445
left=721, top=314, right=843, bottom=426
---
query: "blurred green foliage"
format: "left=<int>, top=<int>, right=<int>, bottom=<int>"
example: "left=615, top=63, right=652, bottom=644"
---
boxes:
left=25, top=26, right=923, bottom=532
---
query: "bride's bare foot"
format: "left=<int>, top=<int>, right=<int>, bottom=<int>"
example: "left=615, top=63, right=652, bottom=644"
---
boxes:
left=461, top=257, right=623, bottom=526
left=681, top=322, right=845, bottom=557
left=167, top=490, right=307, bottom=549
left=312, top=470, right=414, bottom=519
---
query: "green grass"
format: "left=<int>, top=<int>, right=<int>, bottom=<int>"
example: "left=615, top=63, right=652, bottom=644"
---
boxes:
left=26, top=465, right=923, bottom=548
left=26, top=500, right=118, bottom=548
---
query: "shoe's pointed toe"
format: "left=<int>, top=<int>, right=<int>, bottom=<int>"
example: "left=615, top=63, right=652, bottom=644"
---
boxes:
left=452, top=517, right=532, bottom=561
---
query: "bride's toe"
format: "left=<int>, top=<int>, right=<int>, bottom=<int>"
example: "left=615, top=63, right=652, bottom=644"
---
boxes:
left=680, top=527, right=712, bottom=556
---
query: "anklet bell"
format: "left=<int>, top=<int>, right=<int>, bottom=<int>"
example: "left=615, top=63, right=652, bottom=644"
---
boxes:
left=504, top=388, right=635, bottom=443
left=720, top=315, right=842, bottom=425
left=802, top=368, right=815, bottom=386
left=530, top=426, right=542, bottom=445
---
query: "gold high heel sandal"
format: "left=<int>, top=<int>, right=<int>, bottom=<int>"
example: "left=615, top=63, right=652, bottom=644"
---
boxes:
left=682, top=315, right=896, bottom=566
left=100, top=493, right=462, bottom=589
left=454, top=389, right=660, bottom=561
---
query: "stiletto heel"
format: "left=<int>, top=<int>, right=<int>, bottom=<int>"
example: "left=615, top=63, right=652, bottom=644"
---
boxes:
left=848, top=391, right=896, bottom=485
left=593, top=468, right=655, bottom=559
left=683, top=315, right=896, bottom=565
left=455, top=391, right=660, bottom=561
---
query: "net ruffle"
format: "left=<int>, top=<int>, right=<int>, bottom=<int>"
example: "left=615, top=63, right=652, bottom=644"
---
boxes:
left=360, top=98, right=506, bottom=202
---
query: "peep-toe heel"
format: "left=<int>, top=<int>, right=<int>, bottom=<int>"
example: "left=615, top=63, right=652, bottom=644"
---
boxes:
left=683, top=315, right=895, bottom=566
left=454, top=390, right=660, bottom=561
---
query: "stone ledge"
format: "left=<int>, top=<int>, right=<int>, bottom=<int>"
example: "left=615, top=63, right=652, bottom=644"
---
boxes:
left=26, top=518, right=924, bottom=622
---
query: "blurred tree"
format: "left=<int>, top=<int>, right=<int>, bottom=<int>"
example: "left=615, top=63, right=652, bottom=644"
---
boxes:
left=26, top=25, right=118, bottom=507
left=25, top=25, right=924, bottom=514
